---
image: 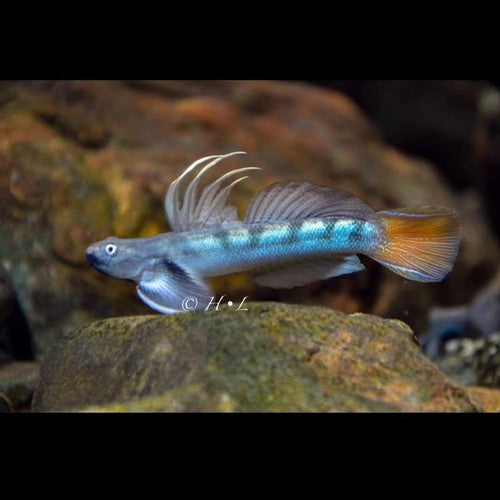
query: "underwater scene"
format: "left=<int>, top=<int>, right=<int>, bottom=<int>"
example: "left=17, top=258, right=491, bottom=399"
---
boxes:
left=0, top=80, right=498, bottom=412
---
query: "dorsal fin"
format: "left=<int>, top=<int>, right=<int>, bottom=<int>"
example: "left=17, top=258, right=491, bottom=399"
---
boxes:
left=244, top=181, right=379, bottom=224
left=165, top=152, right=261, bottom=232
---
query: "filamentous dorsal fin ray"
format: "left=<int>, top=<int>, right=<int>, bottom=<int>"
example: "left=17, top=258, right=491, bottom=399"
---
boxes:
left=244, top=181, right=379, bottom=224
left=254, top=255, right=365, bottom=289
left=164, top=152, right=261, bottom=232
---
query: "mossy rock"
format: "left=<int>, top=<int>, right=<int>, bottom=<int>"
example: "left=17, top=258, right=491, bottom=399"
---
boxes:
left=32, top=303, right=480, bottom=412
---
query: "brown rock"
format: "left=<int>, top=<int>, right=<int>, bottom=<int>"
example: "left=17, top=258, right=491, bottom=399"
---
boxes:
left=467, top=386, right=500, bottom=412
left=317, top=80, right=486, bottom=189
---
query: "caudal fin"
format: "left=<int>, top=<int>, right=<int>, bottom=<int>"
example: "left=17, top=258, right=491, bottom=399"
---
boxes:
left=370, top=206, right=460, bottom=282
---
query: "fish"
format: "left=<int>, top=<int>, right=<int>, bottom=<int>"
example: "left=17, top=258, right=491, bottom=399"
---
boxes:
left=86, top=151, right=461, bottom=314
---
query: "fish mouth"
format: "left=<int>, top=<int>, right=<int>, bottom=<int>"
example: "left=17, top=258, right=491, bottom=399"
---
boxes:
left=86, top=247, right=105, bottom=270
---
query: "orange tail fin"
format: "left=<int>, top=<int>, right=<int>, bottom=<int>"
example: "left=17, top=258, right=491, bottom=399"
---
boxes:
left=371, top=206, right=460, bottom=282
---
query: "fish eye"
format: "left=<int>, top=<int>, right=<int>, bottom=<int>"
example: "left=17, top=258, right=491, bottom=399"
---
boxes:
left=105, top=244, right=117, bottom=256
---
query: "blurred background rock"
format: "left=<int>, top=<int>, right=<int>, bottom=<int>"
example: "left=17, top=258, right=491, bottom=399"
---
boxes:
left=0, top=80, right=498, bottom=405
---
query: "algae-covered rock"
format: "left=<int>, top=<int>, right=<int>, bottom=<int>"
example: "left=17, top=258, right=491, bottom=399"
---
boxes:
left=32, top=303, right=480, bottom=412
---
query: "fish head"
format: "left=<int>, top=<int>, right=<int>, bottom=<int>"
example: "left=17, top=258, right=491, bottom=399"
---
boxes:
left=85, top=236, right=146, bottom=280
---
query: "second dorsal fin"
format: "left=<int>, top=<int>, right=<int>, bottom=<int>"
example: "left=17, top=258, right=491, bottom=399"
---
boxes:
left=244, top=181, right=379, bottom=224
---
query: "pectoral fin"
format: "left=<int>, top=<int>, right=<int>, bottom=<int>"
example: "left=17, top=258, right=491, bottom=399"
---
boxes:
left=137, top=260, right=214, bottom=313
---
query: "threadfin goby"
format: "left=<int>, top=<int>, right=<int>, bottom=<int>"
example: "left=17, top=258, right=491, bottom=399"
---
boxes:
left=86, top=152, right=461, bottom=313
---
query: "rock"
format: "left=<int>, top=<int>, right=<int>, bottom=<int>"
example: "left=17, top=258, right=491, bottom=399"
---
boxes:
left=429, top=332, right=500, bottom=390
left=316, top=80, right=486, bottom=188
left=0, top=361, right=39, bottom=411
left=0, top=80, right=498, bottom=356
left=0, top=101, right=152, bottom=355
left=0, top=266, right=35, bottom=363
left=32, top=303, right=480, bottom=412
left=466, top=386, right=500, bottom=412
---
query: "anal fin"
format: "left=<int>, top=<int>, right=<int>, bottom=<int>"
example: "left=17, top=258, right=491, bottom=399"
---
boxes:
left=254, top=255, right=365, bottom=289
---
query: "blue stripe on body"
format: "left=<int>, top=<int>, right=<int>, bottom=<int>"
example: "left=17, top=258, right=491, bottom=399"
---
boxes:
left=172, top=219, right=381, bottom=277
